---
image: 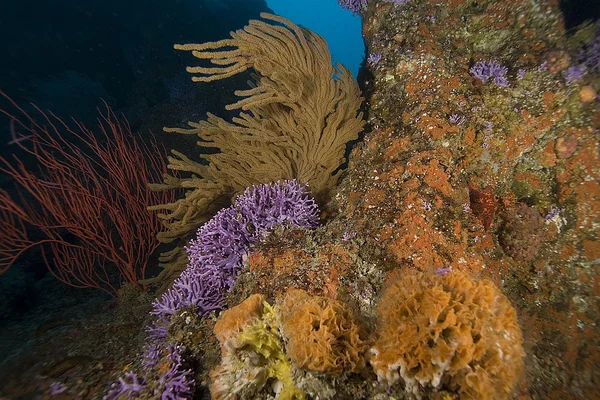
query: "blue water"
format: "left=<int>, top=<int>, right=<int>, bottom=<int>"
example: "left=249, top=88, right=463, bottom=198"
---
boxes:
left=266, top=0, right=365, bottom=77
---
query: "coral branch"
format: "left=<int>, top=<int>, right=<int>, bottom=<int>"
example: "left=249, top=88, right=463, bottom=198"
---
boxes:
left=0, top=92, right=174, bottom=296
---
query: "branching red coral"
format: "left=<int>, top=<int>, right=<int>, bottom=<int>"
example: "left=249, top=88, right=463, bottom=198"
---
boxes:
left=0, top=93, right=173, bottom=296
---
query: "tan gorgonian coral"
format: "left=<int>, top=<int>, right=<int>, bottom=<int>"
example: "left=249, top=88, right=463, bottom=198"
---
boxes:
left=145, top=13, right=364, bottom=287
left=370, top=271, right=525, bottom=400
left=280, top=288, right=367, bottom=373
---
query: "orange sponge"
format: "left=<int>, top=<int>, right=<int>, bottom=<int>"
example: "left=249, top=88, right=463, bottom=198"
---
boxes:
left=280, top=288, right=367, bottom=372
left=370, top=271, right=524, bottom=399
left=213, top=293, right=265, bottom=346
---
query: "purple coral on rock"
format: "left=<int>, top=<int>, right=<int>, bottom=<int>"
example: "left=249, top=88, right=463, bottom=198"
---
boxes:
left=235, top=179, right=320, bottom=234
left=105, top=346, right=193, bottom=400
left=49, top=382, right=68, bottom=396
left=153, top=180, right=319, bottom=322
left=367, top=53, right=382, bottom=67
left=107, top=180, right=320, bottom=399
left=470, top=60, right=509, bottom=87
left=578, top=22, right=600, bottom=72
left=563, top=64, right=586, bottom=85
left=337, top=0, right=367, bottom=13
left=105, top=372, right=145, bottom=399
left=156, top=346, right=194, bottom=399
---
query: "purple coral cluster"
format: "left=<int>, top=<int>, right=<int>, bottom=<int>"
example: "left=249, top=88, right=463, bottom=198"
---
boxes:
left=49, top=382, right=68, bottom=396
left=337, top=0, right=367, bottom=13
left=579, top=23, right=600, bottom=73
left=470, top=60, right=509, bottom=87
left=105, top=346, right=193, bottom=400
left=563, top=64, right=586, bottom=85
left=558, top=22, right=600, bottom=87
left=367, top=53, right=382, bottom=67
left=153, top=180, right=319, bottom=323
left=106, top=180, right=320, bottom=399
left=105, top=373, right=145, bottom=399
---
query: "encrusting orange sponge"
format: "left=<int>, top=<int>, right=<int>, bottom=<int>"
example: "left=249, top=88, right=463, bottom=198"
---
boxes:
left=213, top=293, right=265, bottom=347
left=280, top=288, right=367, bottom=373
left=370, top=271, right=524, bottom=399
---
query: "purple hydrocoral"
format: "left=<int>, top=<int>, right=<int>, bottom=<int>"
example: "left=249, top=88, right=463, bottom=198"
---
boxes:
left=157, top=346, right=194, bottom=400
left=470, top=60, right=509, bottom=87
left=579, top=22, right=600, bottom=73
left=49, top=382, right=68, bottom=395
left=107, top=180, right=319, bottom=399
left=106, top=346, right=193, bottom=400
left=337, top=0, right=367, bottom=13
left=152, top=180, right=319, bottom=322
left=235, top=180, right=320, bottom=234
left=142, top=344, right=161, bottom=369
left=105, top=372, right=145, bottom=399
left=563, top=64, right=586, bottom=85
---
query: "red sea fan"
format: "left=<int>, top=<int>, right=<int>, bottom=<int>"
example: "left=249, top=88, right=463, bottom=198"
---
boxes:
left=0, top=92, right=174, bottom=296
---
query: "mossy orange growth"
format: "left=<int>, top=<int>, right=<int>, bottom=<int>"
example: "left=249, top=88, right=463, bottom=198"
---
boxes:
left=463, top=126, right=476, bottom=146
left=406, top=157, right=453, bottom=197
left=423, top=160, right=453, bottom=196
left=542, top=91, right=555, bottom=110
left=519, top=295, right=600, bottom=399
left=574, top=180, right=600, bottom=232
left=272, top=249, right=305, bottom=276
left=370, top=271, right=525, bottom=400
left=446, top=0, right=468, bottom=8
left=583, top=239, right=600, bottom=260
left=316, top=244, right=353, bottom=298
left=536, top=141, right=557, bottom=167
left=386, top=206, right=447, bottom=272
left=280, top=288, right=367, bottom=373
left=440, top=76, right=462, bottom=94
left=383, top=192, right=485, bottom=275
left=347, top=191, right=363, bottom=214
left=403, top=65, right=440, bottom=99
left=380, top=162, right=406, bottom=185
left=505, top=110, right=557, bottom=162
left=364, top=188, right=387, bottom=207
left=416, top=115, right=459, bottom=140
left=249, top=247, right=308, bottom=277
left=384, top=137, right=411, bottom=161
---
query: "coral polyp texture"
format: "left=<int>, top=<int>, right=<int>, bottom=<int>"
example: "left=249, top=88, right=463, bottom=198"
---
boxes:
left=370, top=271, right=525, bottom=399
left=105, top=345, right=193, bottom=399
left=280, top=288, right=367, bottom=373
left=469, top=60, right=510, bottom=87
